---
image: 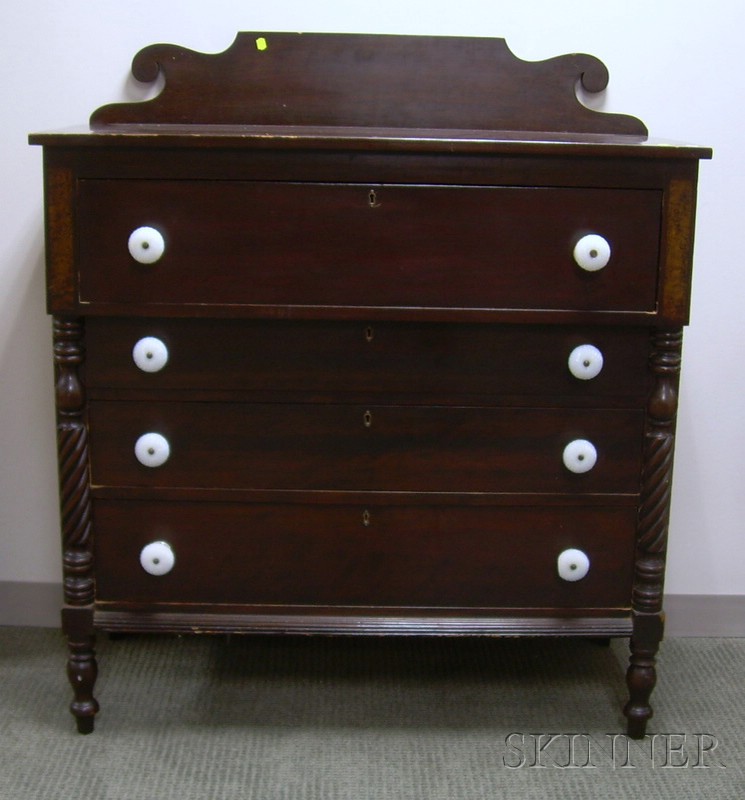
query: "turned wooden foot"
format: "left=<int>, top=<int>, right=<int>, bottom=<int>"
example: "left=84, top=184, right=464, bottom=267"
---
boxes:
left=63, top=607, right=99, bottom=733
left=75, top=713, right=96, bottom=735
left=624, top=644, right=657, bottom=738
left=623, top=614, right=663, bottom=739
left=66, top=634, right=99, bottom=733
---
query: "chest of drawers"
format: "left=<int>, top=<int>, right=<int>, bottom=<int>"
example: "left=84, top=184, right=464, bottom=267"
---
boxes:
left=30, top=33, right=710, bottom=734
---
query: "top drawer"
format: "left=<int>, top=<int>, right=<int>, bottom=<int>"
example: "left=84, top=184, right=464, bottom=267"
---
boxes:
left=77, top=181, right=661, bottom=312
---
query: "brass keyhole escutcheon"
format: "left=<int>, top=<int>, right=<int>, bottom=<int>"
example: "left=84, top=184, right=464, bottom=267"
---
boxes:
left=362, top=509, right=371, bottom=527
left=364, top=326, right=374, bottom=342
left=363, top=410, right=373, bottom=428
left=368, top=189, right=380, bottom=208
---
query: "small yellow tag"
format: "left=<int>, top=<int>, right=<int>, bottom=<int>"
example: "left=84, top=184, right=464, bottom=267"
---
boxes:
left=255, top=37, right=268, bottom=51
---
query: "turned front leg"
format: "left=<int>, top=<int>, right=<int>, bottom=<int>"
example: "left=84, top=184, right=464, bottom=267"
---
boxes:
left=66, top=633, right=99, bottom=734
left=55, top=318, right=99, bottom=732
left=624, top=330, right=681, bottom=738
left=624, top=613, right=663, bottom=739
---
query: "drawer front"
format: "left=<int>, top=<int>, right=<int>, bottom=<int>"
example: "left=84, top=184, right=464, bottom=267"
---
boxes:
left=89, top=402, right=644, bottom=493
left=85, top=318, right=652, bottom=401
left=93, top=500, right=636, bottom=608
left=77, top=181, right=661, bottom=312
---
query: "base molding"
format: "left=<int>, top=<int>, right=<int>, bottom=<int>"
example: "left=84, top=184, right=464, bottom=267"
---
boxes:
left=94, top=609, right=633, bottom=637
left=1, top=582, right=743, bottom=636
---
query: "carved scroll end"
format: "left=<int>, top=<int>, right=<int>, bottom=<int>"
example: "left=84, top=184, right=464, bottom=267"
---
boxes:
left=575, top=54, right=610, bottom=95
left=541, top=50, right=647, bottom=137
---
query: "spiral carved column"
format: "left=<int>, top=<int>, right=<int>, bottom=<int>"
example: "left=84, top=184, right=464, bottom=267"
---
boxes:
left=53, top=316, right=98, bottom=733
left=624, top=328, right=682, bottom=739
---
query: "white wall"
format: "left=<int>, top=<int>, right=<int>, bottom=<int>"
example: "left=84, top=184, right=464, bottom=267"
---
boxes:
left=1, top=1, right=742, bottom=594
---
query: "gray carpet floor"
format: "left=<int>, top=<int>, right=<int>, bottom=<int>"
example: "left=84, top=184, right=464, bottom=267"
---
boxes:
left=0, top=627, right=742, bottom=799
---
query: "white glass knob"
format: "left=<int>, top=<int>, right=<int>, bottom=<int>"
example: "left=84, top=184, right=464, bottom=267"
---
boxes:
left=562, top=439, right=597, bottom=474
left=557, top=548, right=590, bottom=582
left=134, top=432, right=170, bottom=468
left=568, top=344, right=604, bottom=380
left=140, top=541, right=175, bottom=576
left=132, top=336, right=169, bottom=373
left=573, top=234, right=610, bottom=272
left=128, top=226, right=165, bottom=264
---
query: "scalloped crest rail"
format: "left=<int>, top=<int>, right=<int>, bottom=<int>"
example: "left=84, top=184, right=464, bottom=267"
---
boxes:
left=90, top=32, right=648, bottom=136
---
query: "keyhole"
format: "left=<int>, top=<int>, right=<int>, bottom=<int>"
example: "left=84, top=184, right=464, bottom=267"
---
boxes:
left=362, top=510, right=371, bottom=527
left=365, top=326, right=374, bottom=342
left=368, top=189, right=380, bottom=208
left=363, top=410, right=373, bottom=428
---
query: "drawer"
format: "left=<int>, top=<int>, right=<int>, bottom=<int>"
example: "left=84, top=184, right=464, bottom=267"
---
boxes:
left=77, top=181, right=661, bottom=312
left=85, top=318, right=652, bottom=402
left=88, top=402, right=644, bottom=493
left=93, top=500, right=636, bottom=608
